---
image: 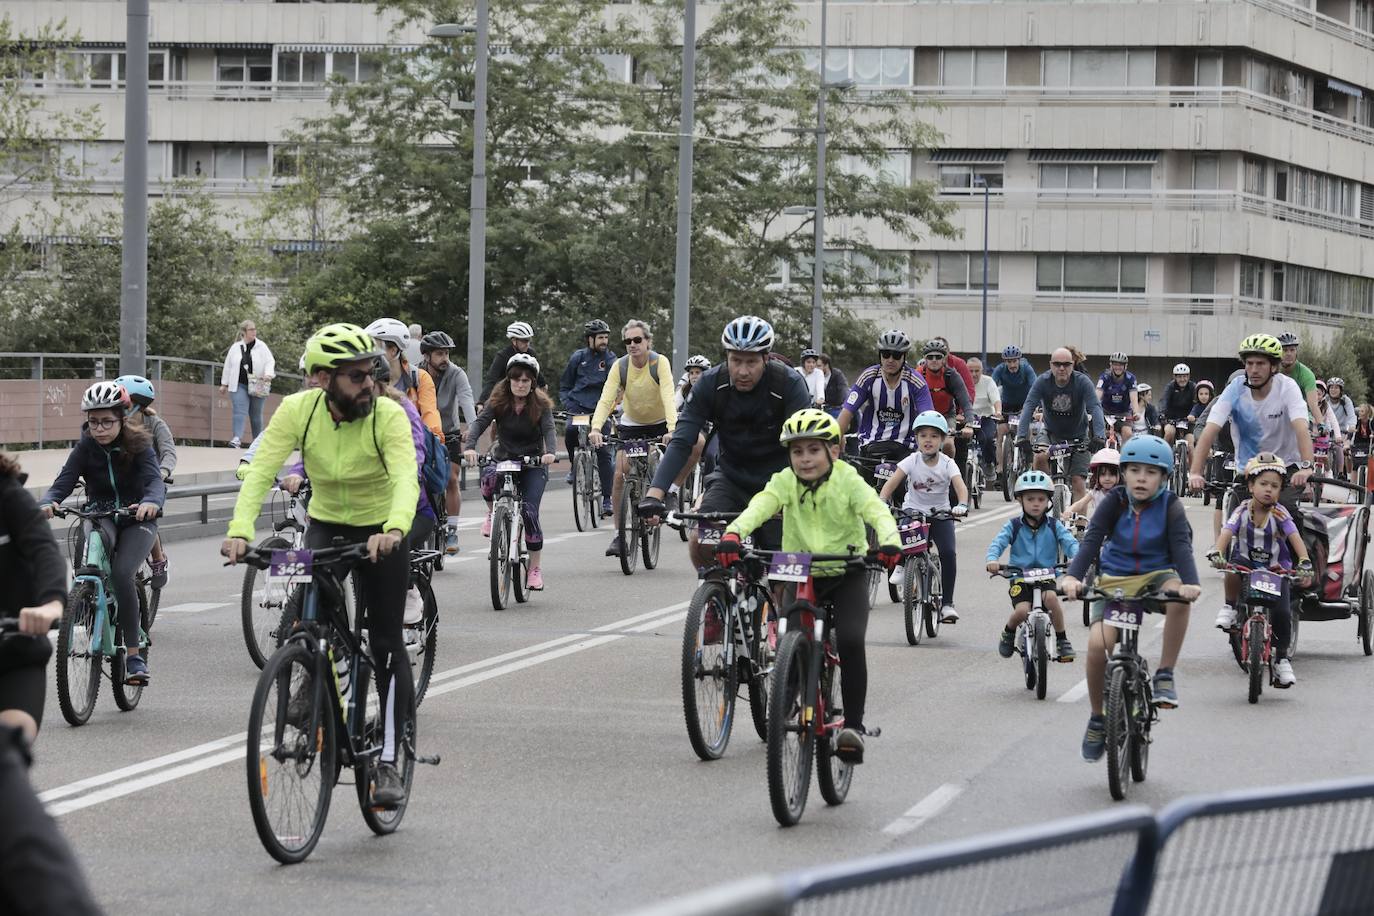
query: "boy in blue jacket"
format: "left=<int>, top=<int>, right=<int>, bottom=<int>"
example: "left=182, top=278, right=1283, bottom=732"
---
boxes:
left=1059, top=435, right=1200, bottom=762
left=986, top=470, right=1078, bottom=663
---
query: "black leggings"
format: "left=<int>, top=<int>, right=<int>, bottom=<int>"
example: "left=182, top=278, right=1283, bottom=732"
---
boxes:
left=786, top=570, right=871, bottom=732
left=0, top=634, right=51, bottom=734
left=305, top=520, right=412, bottom=765
left=93, top=519, right=157, bottom=650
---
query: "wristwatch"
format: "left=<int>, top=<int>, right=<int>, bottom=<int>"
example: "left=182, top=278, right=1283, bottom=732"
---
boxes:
left=1296, top=460, right=1314, bottom=470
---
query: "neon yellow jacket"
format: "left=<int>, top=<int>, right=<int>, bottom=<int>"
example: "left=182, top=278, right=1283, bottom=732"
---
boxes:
left=228, top=389, right=419, bottom=541
left=726, top=458, right=900, bottom=576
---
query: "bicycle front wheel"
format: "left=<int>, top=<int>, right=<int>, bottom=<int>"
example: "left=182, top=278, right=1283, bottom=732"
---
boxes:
left=902, top=560, right=922, bottom=646
left=1033, top=616, right=1048, bottom=701
left=1247, top=616, right=1265, bottom=704
left=618, top=483, right=639, bottom=575
left=767, top=630, right=815, bottom=827
left=680, top=581, right=737, bottom=760
left=489, top=506, right=513, bottom=610
left=246, top=642, right=336, bottom=864
left=242, top=535, right=291, bottom=669
left=572, top=452, right=591, bottom=532
left=56, top=581, right=102, bottom=727
left=1105, top=666, right=1131, bottom=801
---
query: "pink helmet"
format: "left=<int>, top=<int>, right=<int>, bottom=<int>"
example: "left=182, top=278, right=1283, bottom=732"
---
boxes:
left=1090, top=447, right=1120, bottom=471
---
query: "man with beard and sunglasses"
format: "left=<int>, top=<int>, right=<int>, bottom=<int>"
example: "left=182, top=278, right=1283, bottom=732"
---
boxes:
left=836, top=329, right=935, bottom=485
left=222, top=323, right=420, bottom=810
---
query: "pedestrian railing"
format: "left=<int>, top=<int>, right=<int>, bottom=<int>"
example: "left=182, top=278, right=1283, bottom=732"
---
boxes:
left=628, top=776, right=1374, bottom=916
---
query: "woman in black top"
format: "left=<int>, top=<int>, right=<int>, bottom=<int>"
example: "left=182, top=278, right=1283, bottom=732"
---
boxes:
left=464, top=354, right=557, bottom=590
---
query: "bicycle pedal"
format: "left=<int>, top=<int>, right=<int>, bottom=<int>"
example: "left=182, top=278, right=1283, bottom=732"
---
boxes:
left=863, top=725, right=882, bottom=738
left=417, top=754, right=442, bottom=766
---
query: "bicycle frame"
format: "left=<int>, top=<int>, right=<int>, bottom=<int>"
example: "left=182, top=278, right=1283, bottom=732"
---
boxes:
left=782, top=579, right=843, bottom=741
left=72, top=517, right=145, bottom=657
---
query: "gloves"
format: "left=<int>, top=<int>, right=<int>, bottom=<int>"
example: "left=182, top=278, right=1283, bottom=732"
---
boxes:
left=1088, top=438, right=1106, bottom=454
left=235, top=462, right=250, bottom=481
left=1296, top=558, right=1315, bottom=574
left=1016, top=438, right=1032, bottom=459
left=636, top=496, right=665, bottom=520
left=714, top=533, right=743, bottom=567
left=951, top=504, right=968, bottom=518
left=876, top=545, right=902, bottom=571
left=1206, top=549, right=1224, bottom=569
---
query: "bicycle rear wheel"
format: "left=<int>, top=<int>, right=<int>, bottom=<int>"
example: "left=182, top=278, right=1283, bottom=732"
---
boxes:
left=572, top=452, right=591, bottom=532
left=1129, top=672, right=1151, bottom=783
left=408, top=575, right=439, bottom=706
left=902, top=560, right=922, bottom=646
left=1033, top=616, right=1048, bottom=701
left=1247, top=617, right=1264, bottom=704
left=1105, top=666, right=1131, bottom=801
left=815, top=661, right=852, bottom=806
left=925, top=556, right=944, bottom=638
left=111, top=585, right=150, bottom=712
left=618, top=483, right=639, bottom=575
left=489, top=506, right=513, bottom=610
left=640, top=484, right=661, bottom=570
left=56, top=581, right=102, bottom=727
left=767, top=630, right=815, bottom=827
left=246, top=642, right=335, bottom=864
left=242, top=535, right=291, bottom=669
left=357, top=672, right=416, bottom=835
left=681, top=581, right=737, bottom=760
left=746, top=584, right=775, bottom=742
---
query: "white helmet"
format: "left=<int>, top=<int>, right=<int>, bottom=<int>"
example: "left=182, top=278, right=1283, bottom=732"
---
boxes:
left=685, top=355, right=712, bottom=370
left=1109, top=351, right=1128, bottom=364
left=720, top=316, right=774, bottom=353
left=81, top=381, right=130, bottom=412
left=1137, top=382, right=1152, bottom=394
left=364, top=318, right=410, bottom=350
left=506, top=321, right=534, bottom=340
left=1172, top=363, right=1190, bottom=375
left=506, top=352, right=540, bottom=376
left=877, top=329, right=912, bottom=353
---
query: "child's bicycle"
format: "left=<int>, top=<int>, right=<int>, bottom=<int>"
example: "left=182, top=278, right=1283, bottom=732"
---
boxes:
left=1071, top=583, right=1194, bottom=801
left=991, top=564, right=1070, bottom=700
left=1211, top=561, right=1306, bottom=703
left=758, top=547, right=881, bottom=827
left=893, top=507, right=960, bottom=646
left=53, top=506, right=159, bottom=726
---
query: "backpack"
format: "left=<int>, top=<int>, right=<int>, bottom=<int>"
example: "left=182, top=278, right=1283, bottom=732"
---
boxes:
left=617, top=353, right=662, bottom=389
left=419, top=425, right=450, bottom=505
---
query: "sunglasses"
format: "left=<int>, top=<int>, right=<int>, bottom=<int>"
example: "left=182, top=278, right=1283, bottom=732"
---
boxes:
left=924, top=353, right=945, bottom=360
left=88, top=418, right=120, bottom=430
left=337, top=366, right=377, bottom=384
left=623, top=336, right=645, bottom=346
left=1051, top=361, right=1073, bottom=368
left=879, top=350, right=905, bottom=360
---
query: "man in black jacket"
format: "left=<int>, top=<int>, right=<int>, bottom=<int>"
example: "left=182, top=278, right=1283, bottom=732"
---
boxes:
left=478, top=321, right=547, bottom=405
left=820, top=353, right=848, bottom=417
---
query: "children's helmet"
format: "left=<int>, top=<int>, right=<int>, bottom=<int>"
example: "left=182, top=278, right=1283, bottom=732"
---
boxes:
left=780, top=408, right=841, bottom=445
left=1119, top=434, right=1173, bottom=473
left=1089, top=448, right=1120, bottom=471
left=1245, top=452, right=1287, bottom=483
left=1014, top=470, right=1054, bottom=496
left=913, top=410, right=949, bottom=436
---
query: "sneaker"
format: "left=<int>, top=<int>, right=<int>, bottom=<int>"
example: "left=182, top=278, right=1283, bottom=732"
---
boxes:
left=148, top=558, right=169, bottom=590
left=481, top=510, right=492, bottom=538
left=835, top=727, right=865, bottom=764
left=286, top=673, right=314, bottom=727
left=998, top=628, right=1016, bottom=658
left=403, top=627, right=423, bottom=650
left=940, top=605, right=959, bottom=624
left=444, top=528, right=460, bottom=556
left=229, top=436, right=241, bottom=449
left=527, top=566, right=544, bottom=591
left=600, top=498, right=614, bottom=518
left=403, top=586, right=424, bottom=625
left=1273, top=657, right=1296, bottom=688
left=370, top=762, right=406, bottom=810
left=702, top=606, right=723, bottom=645
left=1152, top=667, right=1179, bottom=709
left=1214, top=604, right=1238, bottom=630
left=1081, top=714, right=1107, bottom=762
left=124, top=654, right=149, bottom=686
left=605, top=535, right=623, bottom=557
left=1056, top=636, right=1076, bottom=662
left=564, top=471, right=574, bottom=485
left=888, top=566, right=904, bottom=586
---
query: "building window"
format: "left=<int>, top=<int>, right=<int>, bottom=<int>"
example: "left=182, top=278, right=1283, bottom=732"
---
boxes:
left=938, top=165, right=1004, bottom=193
left=217, top=52, right=272, bottom=85
left=1195, top=54, right=1222, bottom=87
left=1243, top=158, right=1266, bottom=197
left=1042, top=49, right=1155, bottom=88
left=936, top=252, right=999, bottom=291
left=803, top=47, right=912, bottom=87
left=1036, top=255, right=1147, bottom=294
left=1038, top=163, right=1151, bottom=191
left=1192, top=155, right=1219, bottom=191
left=1240, top=259, right=1264, bottom=299
left=52, top=50, right=169, bottom=89
left=840, top=151, right=911, bottom=185
left=940, top=49, right=1006, bottom=87
left=210, top=144, right=270, bottom=181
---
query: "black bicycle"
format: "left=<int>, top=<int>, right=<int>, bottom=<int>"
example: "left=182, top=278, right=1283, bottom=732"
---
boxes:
left=238, top=541, right=438, bottom=864
left=558, top=412, right=603, bottom=532
left=608, top=435, right=663, bottom=576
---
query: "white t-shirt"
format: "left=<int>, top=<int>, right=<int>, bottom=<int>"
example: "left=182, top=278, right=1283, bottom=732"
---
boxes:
left=801, top=367, right=826, bottom=405
left=896, top=451, right=962, bottom=513
left=1207, top=374, right=1308, bottom=465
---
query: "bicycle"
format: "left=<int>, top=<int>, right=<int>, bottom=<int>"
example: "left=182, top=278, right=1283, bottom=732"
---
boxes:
left=53, top=506, right=157, bottom=726
left=1212, top=562, right=1304, bottom=704
left=992, top=565, right=1069, bottom=700
left=893, top=507, right=959, bottom=646
left=848, top=448, right=906, bottom=605
left=667, top=511, right=775, bottom=760
left=237, top=541, right=439, bottom=864
left=960, top=417, right=985, bottom=510
left=608, top=435, right=663, bottom=576
left=1038, top=438, right=1085, bottom=518
left=1170, top=422, right=1192, bottom=494
left=558, top=412, right=602, bottom=533
left=476, top=455, right=541, bottom=610
left=674, top=449, right=707, bottom=542
left=406, top=548, right=441, bottom=706
left=762, top=547, right=881, bottom=827
left=1073, top=583, right=1194, bottom=801
left=241, top=482, right=311, bottom=669
left=998, top=412, right=1025, bottom=502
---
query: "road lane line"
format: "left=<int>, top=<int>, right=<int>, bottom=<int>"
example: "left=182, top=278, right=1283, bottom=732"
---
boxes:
left=881, top=783, right=964, bottom=836
left=159, top=602, right=230, bottom=615
left=48, top=747, right=248, bottom=817
left=39, top=733, right=248, bottom=804
left=1056, top=679, right=1089, bottom=703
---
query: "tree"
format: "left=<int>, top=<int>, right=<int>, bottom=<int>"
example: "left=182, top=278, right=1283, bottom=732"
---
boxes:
left=265, top=0, right=956, bottom=376
left=1306, top=324, right=1369, bottom=405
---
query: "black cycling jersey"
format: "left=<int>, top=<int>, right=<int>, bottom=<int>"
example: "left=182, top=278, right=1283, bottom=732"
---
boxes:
left=1162, top=380, right=1197, bottom=422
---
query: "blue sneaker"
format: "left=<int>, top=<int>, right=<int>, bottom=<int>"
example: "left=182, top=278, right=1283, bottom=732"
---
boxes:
left=997, top=628, right=1015, bottom=658
left=444, top=528, right=460, bottom=556
left=1152, top=667, right=1179, bottom=709
left=124, top=654, right=150, bottom=686
left=1081, top=714, right=1106, bottom=762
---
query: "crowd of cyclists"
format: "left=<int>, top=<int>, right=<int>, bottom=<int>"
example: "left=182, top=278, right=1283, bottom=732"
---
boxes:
left=2, top=307, right=1370, bottom=894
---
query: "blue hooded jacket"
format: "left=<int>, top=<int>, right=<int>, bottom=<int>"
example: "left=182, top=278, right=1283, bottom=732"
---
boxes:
left=41, top=429, right=166, bottom=514
left=559, top=346, right=618, bottom=413
left=1067, top=486, right=1199, bottom=584
left=986, top=513, right=1078, bottom=569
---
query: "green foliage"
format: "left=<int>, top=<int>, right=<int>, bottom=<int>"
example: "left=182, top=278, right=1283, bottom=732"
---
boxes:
left=1306, top=324, right=1369, bottom=405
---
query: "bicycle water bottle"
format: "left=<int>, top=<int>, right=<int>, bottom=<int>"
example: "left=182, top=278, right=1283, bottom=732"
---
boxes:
left=329, top=642, right=351, bottom=708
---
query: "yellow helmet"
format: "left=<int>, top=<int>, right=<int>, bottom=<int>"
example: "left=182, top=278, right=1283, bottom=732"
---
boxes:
left=780, top=408, right=841, bottom=445
left=1244, top=451, right=1287, bottom=482
left=1237, top=334, right=1282, bottom=361
left=303, top=323, right=383, bottom=373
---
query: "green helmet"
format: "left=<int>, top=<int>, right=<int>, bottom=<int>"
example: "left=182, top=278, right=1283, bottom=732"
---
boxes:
left=1237, top=334, right=1282, bottom=361
left=780, top=408, right=841, bottom=445
left=303, top=323, right=383, bottom=373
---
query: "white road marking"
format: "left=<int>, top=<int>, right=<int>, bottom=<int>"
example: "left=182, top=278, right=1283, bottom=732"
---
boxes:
left=881, top=783, right=965, bottom=836
left=1056, top=679, right=1089, bottom=703
left=159, top=602, right=229, bottom=615
left=39, top=733, right=247, bottom=804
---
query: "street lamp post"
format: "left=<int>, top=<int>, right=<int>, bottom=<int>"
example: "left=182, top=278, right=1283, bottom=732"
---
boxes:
left=671, top=0, right=697, bottom=377
left=430, top=10, right=487, bottom=384
left=974, top=174, right=990, bottom=367
left=120, top=0, right=150, bottom=377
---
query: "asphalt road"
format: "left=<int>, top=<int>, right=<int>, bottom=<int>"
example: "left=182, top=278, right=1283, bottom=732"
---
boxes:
left=29, top=485, right=1374, bottom=915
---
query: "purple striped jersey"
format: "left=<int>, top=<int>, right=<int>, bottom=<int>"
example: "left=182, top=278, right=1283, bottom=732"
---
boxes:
left=843, top=365, right=935, bottom=448
left=1224, top=500, right=1298, bottom=570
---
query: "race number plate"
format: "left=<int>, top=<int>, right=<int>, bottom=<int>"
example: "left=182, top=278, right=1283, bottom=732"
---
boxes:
left=696, top=524, right=752, bottom=549
left=1020, top=567, right=1056, bottom=582
left=570, top=414, right=591, bottom=427
left=1223, top=458, right=1236, bottom=470
left=900, top=522, right=928, bottom=554
left=268, top=549, right=313, bottom=585
left=768, top=552, right=812, bottom=583
left=622, top=440, right=649, bottom=458
left=1102, top=600, right=1143, bottom=630
left=966, top=417, right=981, bottom=431
left=874, top=462, right=897, bottom=481
left=1048, top=443, right=1074, bottom=459
left=1249, top=569, right=1283, bottom=597
left=1006, top=414, right=1020, bottom=427
left=495, top=460, right=523, bottom=473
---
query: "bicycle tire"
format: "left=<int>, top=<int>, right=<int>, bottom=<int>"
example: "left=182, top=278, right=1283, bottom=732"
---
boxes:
left=815, top=661, right=852, bottom=807
left=489, top=506, right=512, bottom=610
left=767, top=629, right=814, bottom=827
left=588, top=453, right=603, bottom=529
left=242, top=534, right=291, bottom=669
left=680, top=581, right=737, bottom=760
left=246, top=641, right=335, bottom=864
left=746, top=584, right=775, bottom=743
left=409, top=574, right=439, bottom=707
left=512, top=516, right=530, bottom=605
left=357, top=675, right=416, bottom=835
left=902, top=560, right=922, bottom=646
left=1034, top=616, right=1048, bottom=701
left=572, top=451, right=590, bottom=532
left=111, top=584, right=150, bottom=712
left=1361, top=571, right=1374, bottom=656
left=1129, top=670, right=1151, bottom=783
left=56, top=581, right=101, bottom=727
left=1247, top=616, right=1264, bottom=704
left=1105, top=665, right=1131, bottom=801
left=925, top=555, right=943, bottom=639
left=1082, top=563, right=1095, bottom=628
left=640, top=483, right=661, bottom=570
left=618, top=482, right=638, bottom=576
left=429, top=522, right=445, bottom=572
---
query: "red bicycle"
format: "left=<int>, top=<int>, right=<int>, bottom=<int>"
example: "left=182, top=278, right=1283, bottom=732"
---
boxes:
left=1212, top=561, right=1306, bottom=703
left=760, top=548, right=880, bottom=826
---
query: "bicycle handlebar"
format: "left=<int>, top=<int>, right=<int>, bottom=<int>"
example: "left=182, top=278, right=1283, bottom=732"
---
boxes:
left=661, top=510, right=740, bottom=531
left=893, top=506, right=964, bottom=523
left=990, top=563, right=1069, bottom=580
left=1209, top=561, right=1310, bottom=580
left=475, top=454, right=544, bottom=468
left=230, top=541, right=371, bottom=572
left=1067, top=585, right=1196, bottom=603
left=53, top=505, right=163, bottom=520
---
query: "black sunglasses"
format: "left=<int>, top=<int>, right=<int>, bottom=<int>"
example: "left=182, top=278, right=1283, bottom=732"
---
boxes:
left=623, top=336, right=645, bottom=346
left=1051, top=360, right=1073, bottom=368
left=879, top=350, right=905, bottom=360
left=924, top=352, right=945, bottom=360
left=337, top=366, right=378, bottom=384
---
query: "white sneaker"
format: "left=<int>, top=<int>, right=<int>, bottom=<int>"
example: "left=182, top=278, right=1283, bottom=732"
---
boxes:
left=1273, top=657, right=1296, bottom=688
left=940, top=605, right=959, bottom=624
left=1214, top=605, right=1237, bottom=630
left=888, top=567, right=904, bottom=586
left=403, top=586, right=424, bottom=625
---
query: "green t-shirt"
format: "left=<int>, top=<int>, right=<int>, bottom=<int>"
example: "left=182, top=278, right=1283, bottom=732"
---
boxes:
left=1285, top=360, right=1316, bottom=396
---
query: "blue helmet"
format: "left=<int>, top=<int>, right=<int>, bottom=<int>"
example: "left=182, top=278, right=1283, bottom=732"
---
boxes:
left=1014, top=470, right=1053, bottom=496
left=913, top=410, right=949, bottom=436
left=1119, top=434, right=1173, bottom=473
left=1001, top=345, right=1022, bottom=359
left=114, top=374, right=155, bottom=410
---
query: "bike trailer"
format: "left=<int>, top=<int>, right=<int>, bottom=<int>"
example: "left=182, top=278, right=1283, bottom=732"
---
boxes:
left=1298, top=478, right=1369, bottom=609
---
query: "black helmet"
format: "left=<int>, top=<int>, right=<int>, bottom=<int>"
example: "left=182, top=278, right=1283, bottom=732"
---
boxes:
left=420, top=330, right=455, bottom=354
left=584, top=319, right=610, bottom=337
